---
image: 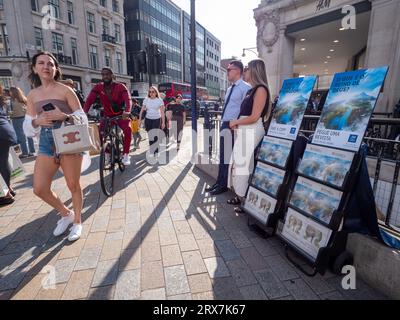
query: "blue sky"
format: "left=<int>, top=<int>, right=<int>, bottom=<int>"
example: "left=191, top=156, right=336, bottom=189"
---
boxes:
left=171, top=0, right=260, bottom=64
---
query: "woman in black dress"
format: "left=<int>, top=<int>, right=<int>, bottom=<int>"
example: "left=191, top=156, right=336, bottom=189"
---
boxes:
left=167, top=94, right=186, bottom=151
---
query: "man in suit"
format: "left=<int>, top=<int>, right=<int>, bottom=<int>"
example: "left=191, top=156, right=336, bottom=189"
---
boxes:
left=206, top=60, right=251, bottom=195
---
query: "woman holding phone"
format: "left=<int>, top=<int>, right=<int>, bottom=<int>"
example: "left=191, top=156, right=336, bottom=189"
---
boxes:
left=23, top=51, right=88, bottom=242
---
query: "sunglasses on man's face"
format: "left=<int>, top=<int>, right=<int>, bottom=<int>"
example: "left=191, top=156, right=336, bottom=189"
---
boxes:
left=227, top=67, right=239, bottom=73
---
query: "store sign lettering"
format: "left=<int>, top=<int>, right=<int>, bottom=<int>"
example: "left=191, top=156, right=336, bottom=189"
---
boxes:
left=316, top=0, right=331, bottom=12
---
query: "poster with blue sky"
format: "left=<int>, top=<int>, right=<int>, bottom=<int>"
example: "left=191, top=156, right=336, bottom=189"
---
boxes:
left=312, top=67, right=389, bottom=152
left=268, top=76, right=317, bottom=140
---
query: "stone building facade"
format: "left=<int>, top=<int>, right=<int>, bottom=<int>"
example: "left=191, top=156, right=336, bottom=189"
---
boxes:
left=254, top=0, right=400, bottom=112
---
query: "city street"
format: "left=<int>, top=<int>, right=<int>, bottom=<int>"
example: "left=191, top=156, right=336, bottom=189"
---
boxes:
left=0, top=125, right=388, bottom=300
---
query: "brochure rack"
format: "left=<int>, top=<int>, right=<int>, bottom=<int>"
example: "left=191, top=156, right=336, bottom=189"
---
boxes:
left=276, top=148, right=363, bottom=276
left=275, top=67, right=389, bottom=276
left=241, top=76, right=318, bottom=237
left=243, top=138, right=295, bottom=237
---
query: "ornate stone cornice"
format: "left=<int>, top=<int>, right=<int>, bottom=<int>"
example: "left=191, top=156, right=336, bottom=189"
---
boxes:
left=256, top=9, right=281, bottom=53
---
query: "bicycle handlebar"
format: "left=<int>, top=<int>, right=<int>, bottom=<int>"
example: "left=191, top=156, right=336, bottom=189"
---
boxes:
left=101, top=114, right=134, bottom=122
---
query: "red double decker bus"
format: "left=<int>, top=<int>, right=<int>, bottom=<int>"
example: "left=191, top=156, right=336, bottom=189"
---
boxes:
left=158, top=82, right=209, bottom=102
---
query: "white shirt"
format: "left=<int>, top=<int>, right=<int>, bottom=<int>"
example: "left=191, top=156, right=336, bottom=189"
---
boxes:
left=143, top=97, right=164, bottom=120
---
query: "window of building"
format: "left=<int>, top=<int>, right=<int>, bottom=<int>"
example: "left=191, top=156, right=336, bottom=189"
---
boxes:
left=0, top=24, right=9, bottom=55
left=71, top=38, right=78, bottom=65
left=48, top=0, right=60, bottom=19
left=102, top=18, right=109, bottom=35
left=112, top=0, right=119, bottom=13
left=89, top=45, right=98, bottom=69
left=34, top=27, right=43, bottom=50
left=104, top=48, right=111, bottom=67
left=116, top=52, right=123, bottom=74
left=31, top=0, right=39, bottom=11
left=87, top=12, right=96, bottom=33
left=114, top=24, right=121, bottom=42
left=51, top=32, right=64, bottom=54
left=67, top=1, right=74, bottom=25
left=100, top=0, right=107, bottom=7
left=0, top=0, right=3, bottom=10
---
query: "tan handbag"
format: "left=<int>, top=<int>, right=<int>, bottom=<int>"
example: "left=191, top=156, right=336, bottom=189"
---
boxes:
left=52, top=118, right=94, bottom=155
left=89, top=123, right=101, bottom=156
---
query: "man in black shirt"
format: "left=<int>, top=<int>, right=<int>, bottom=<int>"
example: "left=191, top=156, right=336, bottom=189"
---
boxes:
left=167, top=94, right=186, bottom=151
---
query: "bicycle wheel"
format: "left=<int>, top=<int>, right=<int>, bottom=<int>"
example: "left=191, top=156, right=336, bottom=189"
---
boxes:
left=100, top=139, right=115, bottom=196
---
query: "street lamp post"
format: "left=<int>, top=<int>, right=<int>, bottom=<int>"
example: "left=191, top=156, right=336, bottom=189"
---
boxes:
left=190, top=0, right=197, bottom=158
left=242, top=47, right=259, bottom=58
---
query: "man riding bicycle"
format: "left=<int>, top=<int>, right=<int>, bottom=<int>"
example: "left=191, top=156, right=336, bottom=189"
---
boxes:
left=84, top=67, right=132, bottom=165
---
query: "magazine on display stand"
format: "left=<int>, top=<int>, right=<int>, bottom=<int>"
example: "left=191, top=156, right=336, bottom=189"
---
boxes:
left=244, top=186, right=278, bottom=225
left=280, top=208, right=333, bottom=261
left=297, top=144, right=355, bottom=188
left=251, top=162, right=286, bottom=197
left=289, top=176, right=343, bottom=225
left=258, top=136, right=293, bottom=169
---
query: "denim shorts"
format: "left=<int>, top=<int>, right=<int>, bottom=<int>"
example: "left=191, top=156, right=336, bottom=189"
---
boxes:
left=38, top=123, right=61, bottom=157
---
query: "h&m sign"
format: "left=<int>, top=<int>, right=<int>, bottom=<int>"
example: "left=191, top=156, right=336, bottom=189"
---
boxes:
left=316, top=0, right=331, bottom=12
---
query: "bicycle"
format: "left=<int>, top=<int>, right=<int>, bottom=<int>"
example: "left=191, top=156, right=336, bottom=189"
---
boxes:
left=99, top=115, right=130, bottom=196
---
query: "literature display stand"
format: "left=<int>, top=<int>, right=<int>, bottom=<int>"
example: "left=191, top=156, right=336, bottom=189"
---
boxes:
left=241, top=76, right=317, bottom=237
left=276, top=67, right=389, bottom=276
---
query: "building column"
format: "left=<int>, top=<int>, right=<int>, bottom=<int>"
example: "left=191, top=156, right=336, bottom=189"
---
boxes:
left=256, top=9, right=295, bottom=99
left=365, top=0, right=400, bottom=112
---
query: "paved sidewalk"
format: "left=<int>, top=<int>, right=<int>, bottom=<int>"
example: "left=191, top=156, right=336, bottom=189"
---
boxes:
left=0, top=126, right=388, bottom=300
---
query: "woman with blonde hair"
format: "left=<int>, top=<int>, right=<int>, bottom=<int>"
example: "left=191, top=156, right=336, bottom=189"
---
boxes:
left=9, top=86, right=36, bottom=158
left=227, top=59, right=271, bottom=213
left=23, top=51, right=88, bottom=241
left=139, top=86, right=165, bottom=158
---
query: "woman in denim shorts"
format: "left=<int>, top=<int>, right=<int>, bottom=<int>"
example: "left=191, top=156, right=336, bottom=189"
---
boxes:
left=23, top=52, right=88, bottom=242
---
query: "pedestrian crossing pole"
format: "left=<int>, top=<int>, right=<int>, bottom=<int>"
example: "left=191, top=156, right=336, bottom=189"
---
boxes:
left=190, top=0, right=198, bottom=159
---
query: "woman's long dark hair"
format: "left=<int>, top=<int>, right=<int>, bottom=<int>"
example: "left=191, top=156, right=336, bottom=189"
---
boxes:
left=28, top=52, right=62, bottom=88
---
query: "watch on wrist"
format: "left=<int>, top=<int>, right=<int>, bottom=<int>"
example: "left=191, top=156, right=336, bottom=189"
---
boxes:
left=65, top=114, right=71, bottom=122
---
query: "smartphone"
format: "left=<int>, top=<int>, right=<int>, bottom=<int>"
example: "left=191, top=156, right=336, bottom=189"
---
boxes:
left=42, top=103, right=55, bottom=112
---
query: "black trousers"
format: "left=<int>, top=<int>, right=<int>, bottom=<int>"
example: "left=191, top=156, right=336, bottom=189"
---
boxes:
left=171, top=116, right=184, bottom=144
left=216, top=122, right=234, bottom=188
left=0, top=139, right=11, bottom=188
left=145, top=118, right=161, bottom=155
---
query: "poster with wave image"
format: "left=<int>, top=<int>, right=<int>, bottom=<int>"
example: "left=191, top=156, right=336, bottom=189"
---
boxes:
left=289, top=176, right=342, bottom=225
left=268, top=76, right=317, bottom=140
left=312, top=67, right=389, bottom=152
left=297, top=144, right=354, bottom=188
left=258, top=136, right=293, bottom=169
left=251, top=162, right=285, bottom=197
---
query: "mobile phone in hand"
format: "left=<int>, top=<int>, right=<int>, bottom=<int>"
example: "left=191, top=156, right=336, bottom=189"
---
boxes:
left=42, top=103, right=55, bottom=112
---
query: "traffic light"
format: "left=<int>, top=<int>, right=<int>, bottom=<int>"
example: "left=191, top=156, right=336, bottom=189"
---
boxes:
left=156, top=53, right=167, bottom=75
left=151, top=43, right=160, bottom=75
left=133, top=50, right=147, bottom=74
left=149, top=44, right=167, bottom=75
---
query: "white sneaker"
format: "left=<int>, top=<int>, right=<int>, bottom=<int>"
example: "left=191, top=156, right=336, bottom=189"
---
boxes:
left=53, top=212, right=75, bottom=237
left=122, top=154, right=131, bottom=166
left=68, top=224, right=82, bottom=242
